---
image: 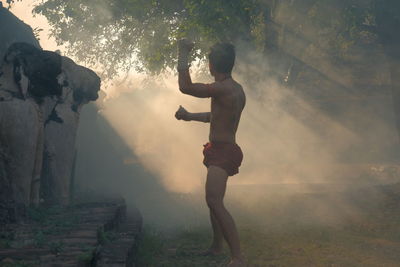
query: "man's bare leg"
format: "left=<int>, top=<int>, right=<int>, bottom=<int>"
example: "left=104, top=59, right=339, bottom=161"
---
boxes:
left=206, top=206, right=224, bottom=254
left=206, top=166, right=245, bottom=266
left=201, top=210, right=223, bottom=255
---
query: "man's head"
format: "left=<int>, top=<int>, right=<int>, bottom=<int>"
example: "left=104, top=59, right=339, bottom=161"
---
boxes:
left=208, top=43, right=235, bottom=76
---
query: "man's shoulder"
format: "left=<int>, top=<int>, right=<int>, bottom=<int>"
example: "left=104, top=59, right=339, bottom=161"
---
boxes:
left=212, top=79, right=242, bottom=90
left=208, top=79, right=244, bottom=100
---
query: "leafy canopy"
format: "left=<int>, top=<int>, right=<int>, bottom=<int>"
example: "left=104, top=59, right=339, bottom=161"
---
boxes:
left=6, top=0, right=400, bottom=78
left=32, top=0, right=266, bottom=77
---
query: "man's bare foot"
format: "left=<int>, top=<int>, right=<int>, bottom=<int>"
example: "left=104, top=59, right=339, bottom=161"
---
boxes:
left=227, top=258, right=246, bottom=267
left=199, top=248, right=223, bottom=256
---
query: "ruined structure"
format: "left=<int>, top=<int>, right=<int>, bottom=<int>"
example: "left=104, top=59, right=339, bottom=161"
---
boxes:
left=0, top=5, right=100, bottom=223
left=41, top=56, right=100, bottom=206
left=0, top=3, right=40, bottom=60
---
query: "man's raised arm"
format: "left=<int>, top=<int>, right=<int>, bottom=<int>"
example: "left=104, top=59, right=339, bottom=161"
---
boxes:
left=177, top=39, right=224, bottom=98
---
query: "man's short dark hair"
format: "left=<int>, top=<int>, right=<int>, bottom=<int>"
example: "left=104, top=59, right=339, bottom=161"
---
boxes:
left=208, top=43, right=235, bottom=74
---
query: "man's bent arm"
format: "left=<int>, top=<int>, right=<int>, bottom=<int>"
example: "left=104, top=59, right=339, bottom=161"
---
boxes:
left=178, top=69, right=194, bottom=94
left=177, top=39, right=225, bottom=98
left=179, top=69, right=226, bottom=98
left=179, top=69, right=210, bottom=98
left=186, top=112, right=211, bottom=123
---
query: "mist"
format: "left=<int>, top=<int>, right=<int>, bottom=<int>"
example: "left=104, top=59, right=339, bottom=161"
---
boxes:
left=8, top=0, right=400, bottom=233
left=71, top=41, right=400, bottom=233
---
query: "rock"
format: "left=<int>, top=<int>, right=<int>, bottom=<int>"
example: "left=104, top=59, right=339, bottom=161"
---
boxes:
left=41, top=56, right=100, bottom=206
left=0, top=5, right=42, bottom=222
left=0, top=5, right=40, bottom=62
left=0, top=6, right=101, bottom=223
left=0, top=43, right=63, bottom=210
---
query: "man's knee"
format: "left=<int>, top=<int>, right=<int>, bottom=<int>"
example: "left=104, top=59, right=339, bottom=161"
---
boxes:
left=206, top=194, right=223, bottom=210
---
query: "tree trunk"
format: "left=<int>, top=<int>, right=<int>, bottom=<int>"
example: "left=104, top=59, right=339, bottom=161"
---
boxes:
left=375, top=0, right=400, bottom=141
left=385, top=49, right=400, bottom=142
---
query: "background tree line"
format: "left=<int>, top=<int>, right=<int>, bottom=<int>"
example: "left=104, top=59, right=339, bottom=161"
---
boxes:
left=6, top=0, right=400, bottom=138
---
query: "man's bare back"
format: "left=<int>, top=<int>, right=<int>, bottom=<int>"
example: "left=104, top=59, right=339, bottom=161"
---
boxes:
left=209, top=78, right=245, bottom=143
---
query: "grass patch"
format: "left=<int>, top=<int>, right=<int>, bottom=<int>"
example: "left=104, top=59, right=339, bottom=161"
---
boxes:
left=98, top=229, right=118, bottom=244
left=135, top=226, right=227, bottom=267
left=135, top=227, right=165, bottom=266
left=49, top=240, right=64, bottom=255
left=0, top=239, right=11, bottom=249
left=77, top=246, right=96, bottom=264
left=25, top=206, right=81, bottom=250
left=0, top=231, right=15, bottom=249
left=0, top=260, right=38, bottom=267
left=33, top=230, right=46, bottom=248
left=134, top=187, right=400, bottom=267
left=0, top=231, right=13, bottom=249
left=135, top=223, right=400, bottom=267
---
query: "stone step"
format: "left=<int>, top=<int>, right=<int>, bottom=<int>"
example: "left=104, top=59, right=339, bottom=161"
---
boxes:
left=0, top=198, right=139, bottom=266
left=95, top=210, right=142, bottom=267
left=0, top=248, right=50, bottom=259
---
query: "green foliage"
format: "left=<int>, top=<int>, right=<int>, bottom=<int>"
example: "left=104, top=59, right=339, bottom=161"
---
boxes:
left=32, top=0, right=267, bottom=76
left=0, top=231, right=14, bottom=249
left=25, top=206, right=80, bottom=253
left=3, top=0, right=22, bottom=8
left=97, top=228, right=117, bottom=244
left=33, top=230, right=46, bottom=248
left=0, top=239, right=11, bottom=249
left=135, top=227, right=165, bottom=266
left=32, top=27, right=43, bottom=41
left=48, top=240, right=64, bottom=254
left=272, top=0, right=379, bottom=64
left=77, top=251, right=93, bottom=264
left=26, top=0, right=400, bottom=78
left=77, top=246, right=96, bottom=265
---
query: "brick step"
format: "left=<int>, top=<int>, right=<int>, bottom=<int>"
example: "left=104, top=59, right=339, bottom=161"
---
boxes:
left=0, top=198, right=137, bottom=266
left=95, top=211, right=142, bottom=267
left=0, top=248, right=50, bottom=260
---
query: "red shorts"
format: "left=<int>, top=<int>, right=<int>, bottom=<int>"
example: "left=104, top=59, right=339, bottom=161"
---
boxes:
left=203, top=142, right=243, bottom=176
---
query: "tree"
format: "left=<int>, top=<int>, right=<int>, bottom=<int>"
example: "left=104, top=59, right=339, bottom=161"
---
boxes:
left=8, top=0, right=400, bottom=105
left=374, top=0, right=400, bottom=141
left=32, top=0, right=267, bottom=77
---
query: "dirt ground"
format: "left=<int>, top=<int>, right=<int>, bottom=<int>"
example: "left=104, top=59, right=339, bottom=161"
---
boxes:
left=136, top=183, right=400, bottom=267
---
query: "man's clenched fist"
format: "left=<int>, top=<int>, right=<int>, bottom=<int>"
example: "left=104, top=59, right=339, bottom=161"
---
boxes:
left=175, top=105, right=190, bottom=121
left=178, top=39, right=194, bottom=53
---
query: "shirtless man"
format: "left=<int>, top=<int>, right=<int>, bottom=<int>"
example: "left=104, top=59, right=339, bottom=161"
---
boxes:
left=175, top=39, right=246, bottom=267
